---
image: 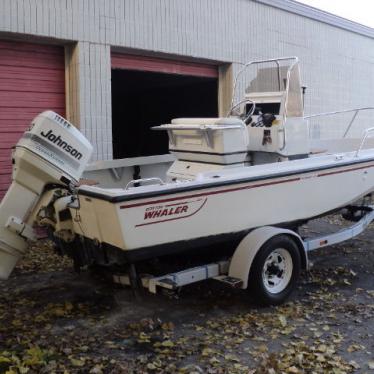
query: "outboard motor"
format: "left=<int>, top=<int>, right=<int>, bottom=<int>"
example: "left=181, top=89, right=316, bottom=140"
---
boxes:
left=0, top=111, right=92, bottom=279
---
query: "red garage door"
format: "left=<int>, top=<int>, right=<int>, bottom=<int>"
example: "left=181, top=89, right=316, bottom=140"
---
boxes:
left=0, top=41, right=65, bottom=200
left=111, top=53, right=218, bottom=77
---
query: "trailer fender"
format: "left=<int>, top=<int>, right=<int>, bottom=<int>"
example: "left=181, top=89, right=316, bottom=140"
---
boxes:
left=228, top=226, right=307, bottom=289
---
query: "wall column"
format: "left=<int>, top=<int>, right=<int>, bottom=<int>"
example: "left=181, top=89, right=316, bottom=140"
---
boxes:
left=65, top=42, right=112, bottom=161
left=218, top=64, right=233, bottom=117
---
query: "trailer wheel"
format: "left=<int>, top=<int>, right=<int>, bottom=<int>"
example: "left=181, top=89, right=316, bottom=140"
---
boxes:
left=248, top=235, right=301, bottom=305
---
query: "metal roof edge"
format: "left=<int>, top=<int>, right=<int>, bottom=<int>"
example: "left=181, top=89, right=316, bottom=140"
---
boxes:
left=254, top=0, right=374, bottom=39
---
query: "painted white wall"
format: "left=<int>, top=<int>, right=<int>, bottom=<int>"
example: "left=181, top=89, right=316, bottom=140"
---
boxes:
left=0, top=0, right=373, bottom=158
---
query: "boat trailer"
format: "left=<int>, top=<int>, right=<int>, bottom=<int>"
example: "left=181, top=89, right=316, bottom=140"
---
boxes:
left=113, top=205, right=374, bottom=299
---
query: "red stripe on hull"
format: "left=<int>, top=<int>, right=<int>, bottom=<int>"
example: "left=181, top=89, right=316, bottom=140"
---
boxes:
left=120, top=161, right=374, bottom=210
left=317, top=163, right=374, bottom=177
left=120, top=177, right=301, bottom=209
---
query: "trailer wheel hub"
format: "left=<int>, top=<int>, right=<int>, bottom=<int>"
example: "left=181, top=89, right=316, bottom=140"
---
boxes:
left=262, top=248, right=293, bottom=294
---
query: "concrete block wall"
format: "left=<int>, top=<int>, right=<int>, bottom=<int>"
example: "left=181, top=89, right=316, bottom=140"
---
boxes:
left=77, top=42, right=112, bottom=161
left=0, top=0, right=373, bottom=158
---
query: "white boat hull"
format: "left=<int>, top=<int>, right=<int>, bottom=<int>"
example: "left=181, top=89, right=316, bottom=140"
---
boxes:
left=76, top=152, right=374, bottom=257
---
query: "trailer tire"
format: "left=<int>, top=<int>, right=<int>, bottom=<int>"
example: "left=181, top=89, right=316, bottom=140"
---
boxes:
left=248, top=235, right=301, bottom=306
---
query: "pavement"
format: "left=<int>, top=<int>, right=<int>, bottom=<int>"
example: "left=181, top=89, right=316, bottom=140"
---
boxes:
left=0, top=217, right=373, bottom=373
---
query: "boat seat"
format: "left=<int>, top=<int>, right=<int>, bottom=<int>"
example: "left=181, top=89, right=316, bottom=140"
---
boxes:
left=171, top=118, right=221, bottom=125
left=171, top=117, right=245, bottom=126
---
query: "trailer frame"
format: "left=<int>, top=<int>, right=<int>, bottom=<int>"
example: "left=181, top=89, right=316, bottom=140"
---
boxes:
left=113, top=206, right=374, bottom=300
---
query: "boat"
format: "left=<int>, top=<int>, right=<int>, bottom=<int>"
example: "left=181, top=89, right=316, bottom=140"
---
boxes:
left=1, top=56, right=374, bottom=304
left=73, top=57, right=374, bottom=261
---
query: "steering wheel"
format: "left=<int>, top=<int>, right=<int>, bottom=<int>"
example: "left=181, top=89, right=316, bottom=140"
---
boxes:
left=228, top=98, right=256, bottom=124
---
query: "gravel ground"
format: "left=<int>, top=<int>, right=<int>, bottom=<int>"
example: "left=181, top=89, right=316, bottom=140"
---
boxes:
left=0, top=217, right=373, bottom=373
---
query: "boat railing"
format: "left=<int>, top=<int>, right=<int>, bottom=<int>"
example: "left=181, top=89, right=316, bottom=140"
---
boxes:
left=230, top=56, right=299, bottom=114
left=355, top=127, right=374, bottom=157
left=305, top=107, right=374, bottom=138
left=229, top=57, right=299, bottom=151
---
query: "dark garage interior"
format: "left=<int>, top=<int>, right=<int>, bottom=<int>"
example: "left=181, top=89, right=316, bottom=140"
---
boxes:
left=111, top=69, right=218, bottom=159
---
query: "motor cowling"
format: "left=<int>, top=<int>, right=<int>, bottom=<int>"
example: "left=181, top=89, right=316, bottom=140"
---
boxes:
left=0, top=111, right=93, bottom=279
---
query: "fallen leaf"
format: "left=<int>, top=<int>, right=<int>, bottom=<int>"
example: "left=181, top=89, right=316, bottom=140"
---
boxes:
left=279, top=315, right=287, bottom=327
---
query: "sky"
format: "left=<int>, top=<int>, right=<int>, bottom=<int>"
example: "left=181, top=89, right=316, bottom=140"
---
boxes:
left=296, top=0, right=374, bottom=28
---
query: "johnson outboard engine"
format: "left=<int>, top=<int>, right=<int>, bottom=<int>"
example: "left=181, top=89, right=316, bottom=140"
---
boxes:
left=0, top=111, right=92, bottom=279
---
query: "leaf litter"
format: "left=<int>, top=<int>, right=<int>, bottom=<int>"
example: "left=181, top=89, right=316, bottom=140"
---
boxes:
left=0, top=231, right=373, bottom=373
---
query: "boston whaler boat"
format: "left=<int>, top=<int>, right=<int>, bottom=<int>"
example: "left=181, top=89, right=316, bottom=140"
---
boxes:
left=1, top=57, right=374, bottom=305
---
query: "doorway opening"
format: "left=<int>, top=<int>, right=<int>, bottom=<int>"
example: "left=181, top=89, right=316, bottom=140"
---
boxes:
left=111, top=69, right=218, bottom=159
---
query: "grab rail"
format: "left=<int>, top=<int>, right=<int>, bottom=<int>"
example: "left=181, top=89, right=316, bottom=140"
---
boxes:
left=355, top=127, right=374, bottom=157
left=305, top=107, right=374, bottom=138
left=230, top=56, right=299, bottom=112
left=125, top=177, right=164, bottom=190
left=227, top=98, right=256, bottom=119
left=229, top=57, right=299, bottom=152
